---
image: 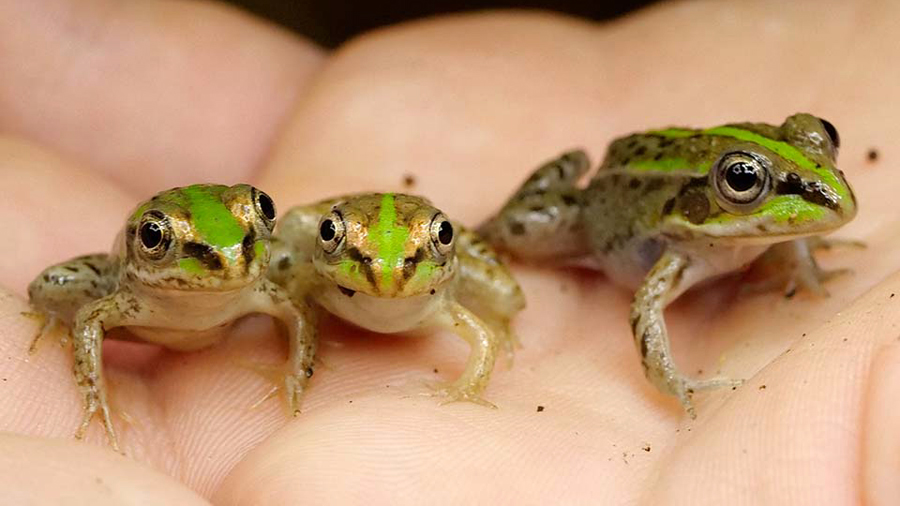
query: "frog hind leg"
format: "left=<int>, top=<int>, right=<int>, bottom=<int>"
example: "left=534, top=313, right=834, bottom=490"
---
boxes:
left=744, top=237, right=863, bottom=298
left=425, top=301, right=502, bottom=408
left=630, top=250, right=744, bottom=419
left=477, top=150, right=592, bottom=262
left=248, top=279, right=319, bottom=416
left=454, top=226, right=526, bottom=366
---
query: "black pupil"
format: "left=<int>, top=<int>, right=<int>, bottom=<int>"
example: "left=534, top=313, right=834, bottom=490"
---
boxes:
left=437, top=221, right=453, bottom=245
left=258, top=192, right=276, bottom=220
left=820, top=118, right=840, bottom=148
left=320, top=220, right=336, bottom=241
left=140, top=222, right=163, bottom=249
left=725, top=162, right=759, bottom=192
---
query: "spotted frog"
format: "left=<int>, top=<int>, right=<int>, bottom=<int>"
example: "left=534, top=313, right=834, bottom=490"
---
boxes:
left=268, top=193, right=525, bottom=406
left=26, top=184, right=316, bottom=450
left=479, top=113, right=857, bottom=417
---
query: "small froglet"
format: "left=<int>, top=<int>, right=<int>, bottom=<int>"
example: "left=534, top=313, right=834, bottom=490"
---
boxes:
left=26, top=184, right=316, bottom=451
left=479, top=113, right=858, bottom=417
left=268, top=193, right=525, bottom=406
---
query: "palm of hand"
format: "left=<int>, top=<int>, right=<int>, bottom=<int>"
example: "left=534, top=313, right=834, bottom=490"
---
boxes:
left=0, top=1, right=897, bottom=503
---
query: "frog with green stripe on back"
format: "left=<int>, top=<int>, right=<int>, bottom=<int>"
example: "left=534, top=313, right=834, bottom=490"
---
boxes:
left=26, top=184, right=316, bottom=451
left=479, top=113, right=858, bottom=418
left=268, top=193, right=525, bottom=407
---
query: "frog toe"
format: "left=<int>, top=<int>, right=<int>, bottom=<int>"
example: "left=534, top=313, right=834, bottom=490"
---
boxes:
left=422, top=381, right=497, bottom=409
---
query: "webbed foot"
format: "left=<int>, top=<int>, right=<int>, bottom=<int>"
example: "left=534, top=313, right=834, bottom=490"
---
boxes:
left=421, top=381, right=497, bottom=409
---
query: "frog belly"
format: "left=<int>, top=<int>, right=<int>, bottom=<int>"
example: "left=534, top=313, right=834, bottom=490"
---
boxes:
left=316, top=285, right=439, bottom=334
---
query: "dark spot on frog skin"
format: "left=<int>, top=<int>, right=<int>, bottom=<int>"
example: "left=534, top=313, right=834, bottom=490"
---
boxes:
left=529, top=205, right=546, bottom=213
left=430, top=289, right=436, bottom=295
left=626, top=138, right=638, bottom=149
left=241, top=231, right=257, bottom=270
left=278, top=257, right=291, bottom=271
left=774, top=173, right=838, bottom=210
left=508, top=221, right=526, bottom=236
left=635, top=146, right=647, bottom=157
left=867, top=148, right=879, bottom=162
left=183, top=242, right=223, bottom=270
left=338, top=285, right=356, bottom=298
left=561, top=193, right=578, bottom=206
left=628, top=178, right=642, bottom=190
left=661, top=198, right=676, bottom=216
left=678, top=192, right=710, bottom=225
left=653, top=152, right=664, bottom=161
left=64, top=266, right=79, bottom=273
left=402, top=248, right=425, bottom=281
left=346, top=247, right=378, bottom=289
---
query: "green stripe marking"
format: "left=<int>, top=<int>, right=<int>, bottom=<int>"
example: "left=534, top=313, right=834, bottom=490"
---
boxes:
left=178, top=257, right=205, bottom=275
left=181, top=185, right=245, bottom=261
left=630, top=158, right=712, bottom=173
left=371, top=193, right=409, bottom=288
left=649, top=126, right=848, bottom=200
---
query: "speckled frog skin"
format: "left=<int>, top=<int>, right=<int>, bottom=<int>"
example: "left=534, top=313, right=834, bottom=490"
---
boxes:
left=27, top=184, right=316, bottom=450
left=268, top=193, right=525, bottom=406
left=480, top=113, right=857, bottom=417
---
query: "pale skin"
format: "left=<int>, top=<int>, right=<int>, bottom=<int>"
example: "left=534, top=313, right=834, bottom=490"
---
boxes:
left=0, top=0, right=898, bottom=504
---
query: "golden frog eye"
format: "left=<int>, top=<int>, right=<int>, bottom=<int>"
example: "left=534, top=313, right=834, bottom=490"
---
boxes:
left=430, top=213, right=454, bottom=256
left=712, top=151, right=771, bottom=212
left=137, top=211, right=172, bottom=260
left=318, top=211, right=345, bottom=254
left=253, top=188, right=277, bottom=231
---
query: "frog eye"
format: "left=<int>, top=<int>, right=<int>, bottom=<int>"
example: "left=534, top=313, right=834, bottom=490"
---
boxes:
left=253, top=189, right=277, bottom=230
left=712, top=151, right=771, bottom=212
left=430, top=213, right=454, bottom=255
left=818, top=117, right=840, bottom=153
left=137, top=211, right=172, bottom=260
left=318, top=211, right=345, bottom=254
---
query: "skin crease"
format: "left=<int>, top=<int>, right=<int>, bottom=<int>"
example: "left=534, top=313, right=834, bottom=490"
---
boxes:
left=0, top=0, right=899, bottom=503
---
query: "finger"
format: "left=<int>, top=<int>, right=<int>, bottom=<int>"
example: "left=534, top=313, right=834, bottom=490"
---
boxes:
left=0, top=433, right=209, bottom=505
left=0, top=0, right=323, bottom=193
left=0, top=136, right=135, bottom=292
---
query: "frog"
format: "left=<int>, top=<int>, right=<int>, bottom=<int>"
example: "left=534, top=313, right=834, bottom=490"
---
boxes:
left=25, top=184, right=317, bottom=451
left=267, top=192, right=525, bottom=406
left=478, top=113, right=858, bottom=418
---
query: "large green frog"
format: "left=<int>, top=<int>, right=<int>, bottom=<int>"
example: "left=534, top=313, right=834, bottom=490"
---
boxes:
left=479, top=113, right=857, bottom=417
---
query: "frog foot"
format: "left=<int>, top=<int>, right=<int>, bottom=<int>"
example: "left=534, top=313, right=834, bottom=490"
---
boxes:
left=75, top=390, right=120, bottom=453
left=743, top=238, right=861, bottom=298
left=421, top=381, right=497, bottom=409
left=672, top=376, right=745, bottom=419
left=239, top=360, right=310, bottom=416
left=20, top=311, right=69, bottom=354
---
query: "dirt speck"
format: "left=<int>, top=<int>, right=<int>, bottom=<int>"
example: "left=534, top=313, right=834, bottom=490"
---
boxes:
left=402, top=174, right=417, bottom=188
left=536, top=405, right=545, bottom=412
left=867, top=148, right=880, bottom=162
left=758, top=384, right=767, bottom=390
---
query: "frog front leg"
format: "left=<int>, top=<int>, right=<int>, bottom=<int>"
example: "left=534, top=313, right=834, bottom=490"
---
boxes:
left=70, top=290, right=137, bottom=451
left=248, top=279, right=318, bottom=416
left=630, top=250, right=743, bottom=418
left=746, top=237, right=863, bottom=297
left=454, top=227, right=526, bottom=363
left=429, top=301, right=500, bottom=407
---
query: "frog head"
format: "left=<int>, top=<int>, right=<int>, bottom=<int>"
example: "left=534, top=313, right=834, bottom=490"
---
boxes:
left=122, top=184, right=277, bottom=290
left=658, top=113, right=857, bottom=242
left=313, top=193, right=457, bottom=298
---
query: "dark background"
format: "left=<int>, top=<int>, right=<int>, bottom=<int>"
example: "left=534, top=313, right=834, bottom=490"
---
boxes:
left=224, top=0, right=658, bottom=47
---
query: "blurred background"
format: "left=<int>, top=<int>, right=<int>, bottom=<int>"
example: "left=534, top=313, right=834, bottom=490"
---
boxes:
left=224, top=0, right=657, bottom=46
